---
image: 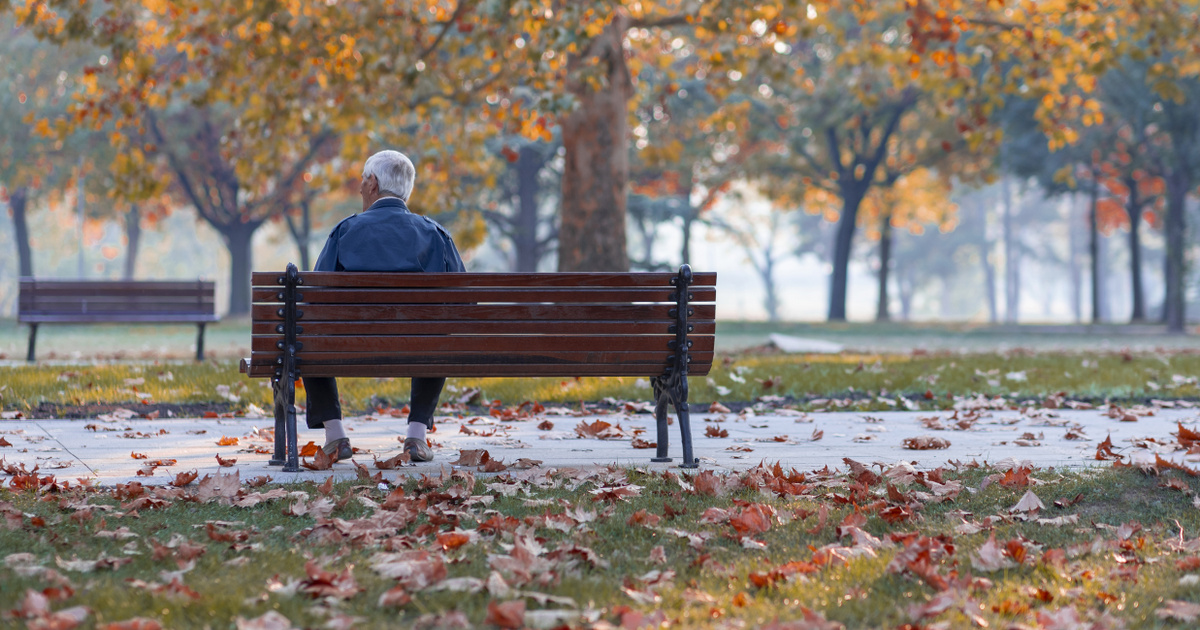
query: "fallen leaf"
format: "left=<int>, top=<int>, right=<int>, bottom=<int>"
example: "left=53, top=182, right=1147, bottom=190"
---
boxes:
left=903, top=436, right=951, bottom=450
left=98, top=618, right=164, bottom=630
left=215, top=454, right=237, bottom=467
left=300, top=448, right=334, bottom=471
left=130, top=453, right=147, bottom=460
left=485, top=600, right=525, bottom=629
left=1010, top=490, right=1045, bottom=514
left=216, top=436, right=239, bottom=446
left=234, top=611, right=297, bottom=630
left=451, top=450, right=490, bottom=466
left=631, top=438, right=656, bottom=449
left=1157, top=600, right=1200, bottom=622
left=705, top=426, right=729, bottom=438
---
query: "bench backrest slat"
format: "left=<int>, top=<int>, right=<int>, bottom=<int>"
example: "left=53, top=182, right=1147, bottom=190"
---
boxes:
left=18, top=279, right=217, bottom=323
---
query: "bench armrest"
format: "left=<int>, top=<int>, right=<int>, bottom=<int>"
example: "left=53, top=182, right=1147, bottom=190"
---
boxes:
left=239, top=357, right=251, bottom=374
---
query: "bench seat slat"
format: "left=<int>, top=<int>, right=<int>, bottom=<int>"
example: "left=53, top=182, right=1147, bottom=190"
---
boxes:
left=245, top=363, right=714, bottom=378
left=20, top=314, right=219, bottom=323
left=251, top=349, right=711, bottom=364
left=251, top=303, right=715, bottom=321
left=249, top=320, right=717, bottom=336
left=20, top=280, right=214, bottom=291
left=252, top=271, right=716, bottom=288
left=251, top=286, right=716, bottom=304
left=250, top=334, right=714, bottom=353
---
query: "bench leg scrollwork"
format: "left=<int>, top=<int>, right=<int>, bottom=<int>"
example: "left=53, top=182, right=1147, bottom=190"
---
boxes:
left=269, top=263, right=302, bottom=472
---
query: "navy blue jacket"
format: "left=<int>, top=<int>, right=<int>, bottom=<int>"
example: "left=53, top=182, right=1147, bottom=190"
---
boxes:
left=313, top=197, right=465, bottom=273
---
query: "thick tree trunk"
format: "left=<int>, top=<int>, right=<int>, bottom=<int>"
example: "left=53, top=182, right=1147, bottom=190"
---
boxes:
left=1164, top=170, right=1189, bottom=333
left=218, top=221, right=261, bottom=316
left=875, top=214, right=893, bottom=322
left=514, top=146, right=543, bottom=272
left=1124, top=175, right=1146, bottom=322
left=10, top=187, right=33, bottom=278
left=897, top=269, right=914, bottom=321
left=1088, top=180, right=1102, bottom=323
left=1002, top=177, right=1019, bottom=323
left=558, top=16, right=631, bottom=272
left=123, top=204, right=141, bottom=280
left=828, top=186, right=866, bottom=321
left=973, top=197, right=999, bottom=323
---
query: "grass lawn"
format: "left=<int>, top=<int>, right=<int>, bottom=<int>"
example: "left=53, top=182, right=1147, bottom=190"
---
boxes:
left=3, top=461, right=1200, bottom=628
left=4, top=321, right=1200, bottom=627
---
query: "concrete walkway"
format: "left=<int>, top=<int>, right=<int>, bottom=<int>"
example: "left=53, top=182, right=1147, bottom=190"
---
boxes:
left=2, top=402, right=1198, bottom=485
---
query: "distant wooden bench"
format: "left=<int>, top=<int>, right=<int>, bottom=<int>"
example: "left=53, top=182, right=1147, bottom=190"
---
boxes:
left=18, top=278, right=218, bottom=362
left=240, top=263, right=716, bottom=472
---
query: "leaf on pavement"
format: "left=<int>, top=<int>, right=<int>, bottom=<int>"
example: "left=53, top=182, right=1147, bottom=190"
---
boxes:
left=300, top=448, right=334, bottom=471
left=217, top=436, right=239, bottom=446
left=450, top=449, right=490, bottom=466
left=903, top=436, right=951, bottom=450
left=215, top=454, right=237, bottom=467
left=170, top=471, right=198, bottom=487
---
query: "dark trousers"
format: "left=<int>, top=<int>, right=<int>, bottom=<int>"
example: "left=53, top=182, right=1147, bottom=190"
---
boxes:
left=302, top=377, right=446, bottom=430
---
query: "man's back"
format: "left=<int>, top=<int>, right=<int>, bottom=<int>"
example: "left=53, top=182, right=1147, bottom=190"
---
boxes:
left=313, top=197, right=464, bottom=273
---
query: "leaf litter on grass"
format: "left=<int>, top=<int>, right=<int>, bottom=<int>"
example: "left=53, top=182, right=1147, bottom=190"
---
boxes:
left=3, top=454, right=1200, bottom=628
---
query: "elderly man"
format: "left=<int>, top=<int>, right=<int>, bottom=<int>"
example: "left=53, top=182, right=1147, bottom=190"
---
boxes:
left=303, top=150, right=464, bottom=463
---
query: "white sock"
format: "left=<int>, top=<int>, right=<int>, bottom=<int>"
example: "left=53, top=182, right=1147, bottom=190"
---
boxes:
left=324, top=419, right=347, bottom=443
left=406, top=422, right=427, bottom=440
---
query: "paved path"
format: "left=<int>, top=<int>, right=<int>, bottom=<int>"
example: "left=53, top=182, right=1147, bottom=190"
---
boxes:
left=2, top=402, right=1198, bottom=485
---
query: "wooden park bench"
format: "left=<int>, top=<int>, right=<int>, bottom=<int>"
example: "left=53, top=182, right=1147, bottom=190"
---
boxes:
left=240, top=263, right=716, bottom=472
left=18, top=278, right=218, bottom=362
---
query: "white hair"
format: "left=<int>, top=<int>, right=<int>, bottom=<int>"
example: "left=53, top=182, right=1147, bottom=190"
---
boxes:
left=362, top=150, right=416, bottom=202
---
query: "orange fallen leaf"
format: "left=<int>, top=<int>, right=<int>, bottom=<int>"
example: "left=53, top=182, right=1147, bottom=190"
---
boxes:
left=301, top=448, right=335, bottom=471
left=705, top=426, right=729, bottom=438
left=631, top=438, right=656, bottom=449
left=536, top=419, right=554, bottom=430
left=450, top=449, right=490, bottom=466
left=216, top=436, right=239, bottom=446
left=169, top=470, right=199, bottom=487
left=299, top=441, right=320, bottom=457
left=130, top=452, right=147, bottom=460
left=215, top=454, right=237, bottom=467
left=485, top=600, right=525, bottom=629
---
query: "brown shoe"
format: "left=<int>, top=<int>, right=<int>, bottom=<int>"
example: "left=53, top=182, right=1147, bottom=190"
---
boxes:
left=403, top=437, right=433, bottom=462
left=322, top=437, right=352, bottom=462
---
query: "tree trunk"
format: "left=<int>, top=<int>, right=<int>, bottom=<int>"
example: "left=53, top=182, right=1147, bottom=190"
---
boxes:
left=1067, top=194, right=1083, bottom=323
left=514, top=145, right=543, bottom=272
left=1125, top=175, right=1146, bottom=322
left=1088, top=179, right=1102, bottom=323
left=763, top=250, right=779, bottom=322
left=974, top=197, right=999, bottom=323
left=1164, top=169, right=1189, bottom=333
left=875, top=214, right=893, bottom=322
left=9, top=187, right=33, bottom=278
left=123, top=204, right=141, bottom=280
left=218, top=220, right=261, bottom=316
left=1002, top=176, right=1019, bottom=323
left=680, top=208, right=695, bottom=267
left=558, top=16, right=631, bottom=272
left=897, top=267, right=914, bottom=321
left=827, top=185, right=866, bottom=321
left=281, top=198, right=313, bottom=271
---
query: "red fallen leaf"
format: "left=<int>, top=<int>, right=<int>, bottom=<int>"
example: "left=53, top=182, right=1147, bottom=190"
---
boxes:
left=317, top=477, right=334, bottom=496
left=437, top=531, right=472, bottom=551
left=300, top=447, right=335, bottom=471
left=770, top=435, right=789, bottom=443
left=245, top=475, right=272, bottom=488
left=215, top=454, right=237, bottom=467
left=113, top=482, right=146, bottom=501
left=300, top=560, right=362, bottom=600
left=477, top=514, right=521, bottom=535
left=1096, top=435, right=1121, bottom=461
left=146, top=459, right=177, bottom=467
left=170, top=471, right=199, bottom=487
left=757, top=376, right=782, bottom=390
left=705, top=426, right=729, bottom=438
left=1156, top=454, right=1200, bottom=477
left=998, top=467, right=1034, bottom=488
left=627, top=510, right=662, bottom=527
left=131, top=452, right=147, bottom=460
left=903, top=436, right=951, bottom=450
left=298, top=441, right=320, bottom=457
left=377, top=586, right=411, bottom=608
left=575, top=419, right=624, bottom=439
left=354, top=460, right=383, bottom=483
left=536, top=419, right=554, bottom=430
left=205, top=523, right=250, bottom=543
left=485, top=600, right=525, bottom=629
left=216, top=436, right=239, bottom=446
left=631, top=438, right=656, bottom=449
left=730, top=503, right=775, bottom=536
left=375, top=453, right=411, bottom=469
left=480, top=458, right=507, bottom=473
left=924, top=389, right=935, bottom=400
left=748, top=560, right=821, bottom=588
left=202, top=412, right=219, bottom=419
left=0, top=438, right=11, bottom=447
left=693, top=471, right=723, bottom=496
left=1176, top=423, right=1200, bottom=448
left=450, top=449, right=489, bottom=466
left=710, top=402, right=732, bottom=413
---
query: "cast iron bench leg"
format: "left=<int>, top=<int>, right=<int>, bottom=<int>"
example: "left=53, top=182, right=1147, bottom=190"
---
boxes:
left=283, top=376, right=299, bottom=472
left=652, top=379, right=672, bottom=463
left=26, top=323, right=38, bottom=362
left=195, top=323, right=206, bottom=362
left=269, top=377, right=286, bottom=466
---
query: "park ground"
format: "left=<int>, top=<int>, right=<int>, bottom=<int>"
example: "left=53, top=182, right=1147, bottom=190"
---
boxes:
left=2, top=320, right=1200, bottom=628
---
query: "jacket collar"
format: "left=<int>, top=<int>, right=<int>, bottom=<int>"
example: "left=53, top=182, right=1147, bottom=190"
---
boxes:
left=366, top=197, right=410, bottom=213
